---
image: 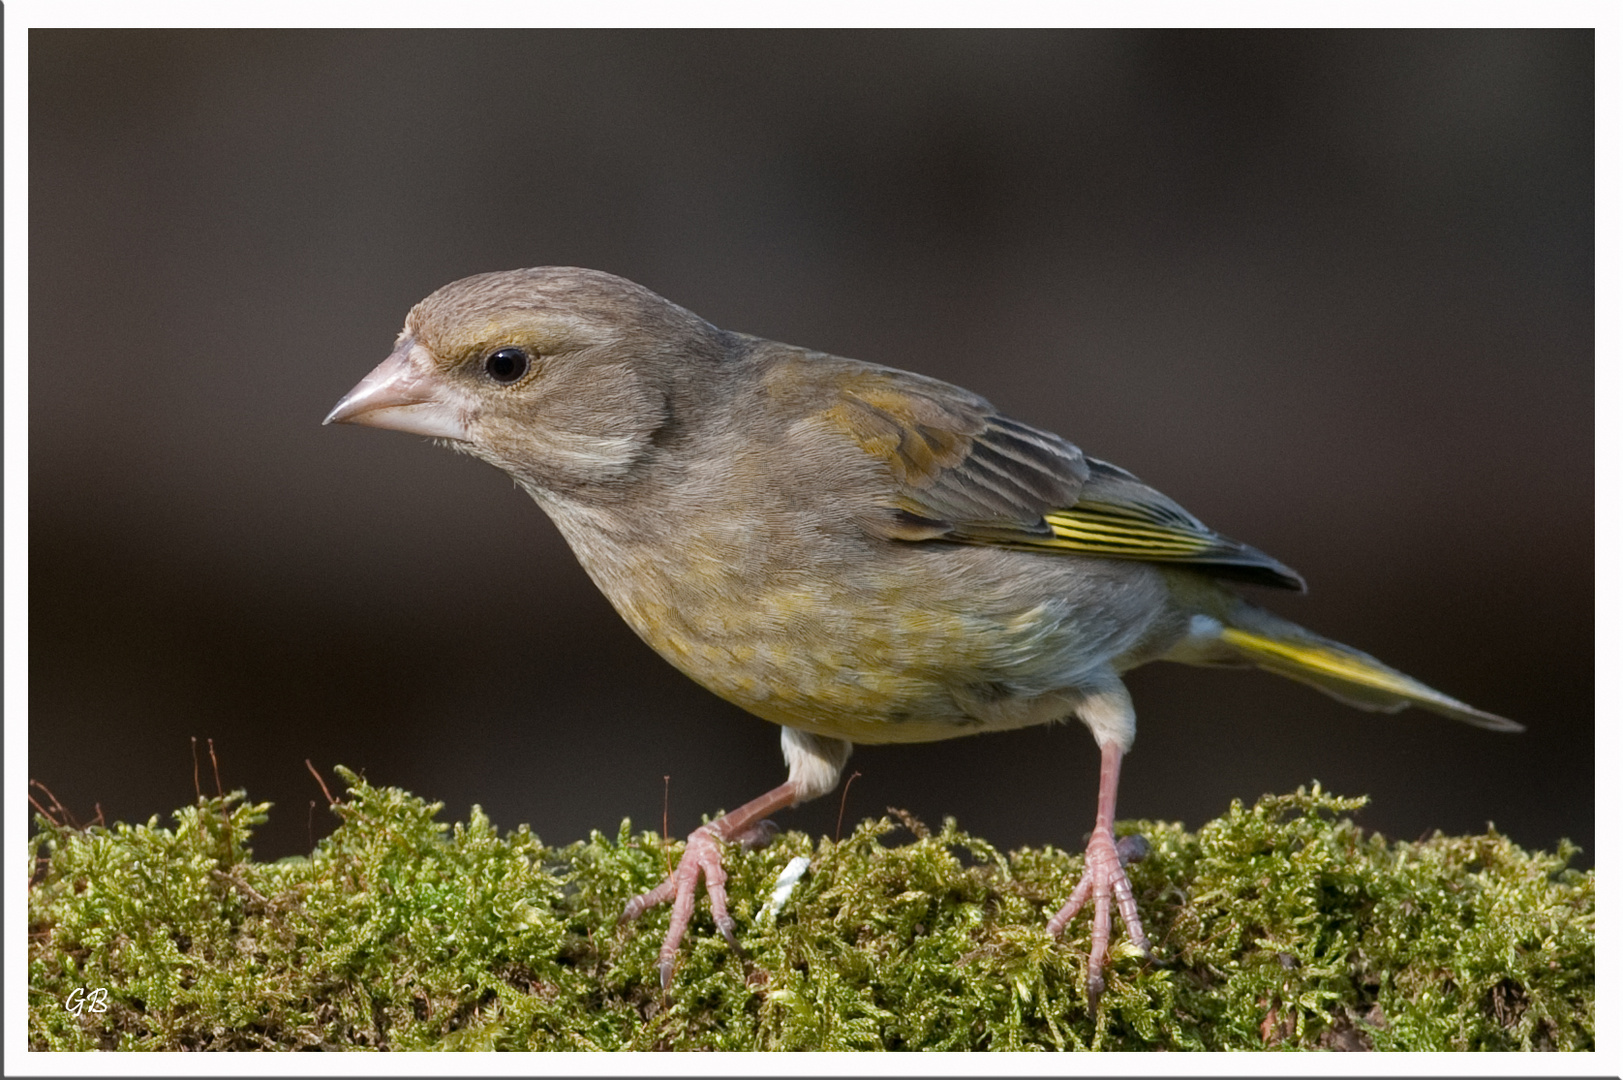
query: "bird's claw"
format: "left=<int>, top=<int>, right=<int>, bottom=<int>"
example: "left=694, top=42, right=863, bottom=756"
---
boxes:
left=732, top=818, right=780, bottom=852
left=1047, top=830, right=1153, bottom=1013
left=1113, top=832, right=1150, bottom=866
left=620, top=822, right=742, bottom=989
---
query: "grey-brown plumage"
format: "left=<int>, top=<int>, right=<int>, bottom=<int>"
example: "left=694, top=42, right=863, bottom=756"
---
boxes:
left=326, top=266, right=1519, bottom=1003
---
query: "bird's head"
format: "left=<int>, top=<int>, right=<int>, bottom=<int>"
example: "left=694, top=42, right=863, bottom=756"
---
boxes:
left=325, top=267, right=725, bottom=495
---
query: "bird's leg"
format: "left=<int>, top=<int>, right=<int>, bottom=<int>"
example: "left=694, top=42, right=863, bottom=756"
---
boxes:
left=1046, top=739, right=1152, bottom=1010
left=620, top=780, right=800, bottom=990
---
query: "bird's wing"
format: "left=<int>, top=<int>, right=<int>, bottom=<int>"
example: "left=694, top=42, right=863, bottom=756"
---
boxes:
left=824, top=370, right=1305, bottom=590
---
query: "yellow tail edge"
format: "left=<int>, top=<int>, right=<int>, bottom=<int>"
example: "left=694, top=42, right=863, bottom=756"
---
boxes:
left=1218, top=625, right=1523, bottom=733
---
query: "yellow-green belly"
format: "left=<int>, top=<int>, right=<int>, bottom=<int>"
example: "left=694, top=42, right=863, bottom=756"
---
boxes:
left=611, top=575, right=1084, bottom=744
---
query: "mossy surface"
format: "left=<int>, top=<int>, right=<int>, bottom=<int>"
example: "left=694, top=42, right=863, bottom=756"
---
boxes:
left=28, top=770, right=1592, bottom=1051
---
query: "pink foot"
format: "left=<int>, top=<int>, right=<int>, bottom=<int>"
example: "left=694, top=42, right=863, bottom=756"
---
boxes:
left=1047, top=829, right=1152, bottom=1011
left=620, top=823, right=747, bottom=989
left=618, top=780, right=798, bottom=990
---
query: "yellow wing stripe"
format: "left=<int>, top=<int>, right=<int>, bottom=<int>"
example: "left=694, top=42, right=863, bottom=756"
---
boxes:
left=1043, top=512, right=1214, bottom=555
left=1218, top=627, right=1420, bottom=698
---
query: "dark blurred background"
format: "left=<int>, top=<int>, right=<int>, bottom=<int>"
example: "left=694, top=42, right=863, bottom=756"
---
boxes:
left=30, top=30, right=1592, bottom=865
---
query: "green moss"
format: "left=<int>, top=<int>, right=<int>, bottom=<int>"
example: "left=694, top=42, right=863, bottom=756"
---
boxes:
left=28, top=771, right=1591, bottom=1051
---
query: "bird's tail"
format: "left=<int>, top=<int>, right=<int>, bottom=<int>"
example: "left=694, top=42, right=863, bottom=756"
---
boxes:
left=1180, top=598, right=1522, bottom=732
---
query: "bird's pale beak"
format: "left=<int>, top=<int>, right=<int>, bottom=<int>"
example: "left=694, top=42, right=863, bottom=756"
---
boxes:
left=324, top=342, right=470, bottom=441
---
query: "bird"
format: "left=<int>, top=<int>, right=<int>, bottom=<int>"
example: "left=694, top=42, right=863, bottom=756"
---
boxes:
left=325, top=266, right=1519, bottom=1006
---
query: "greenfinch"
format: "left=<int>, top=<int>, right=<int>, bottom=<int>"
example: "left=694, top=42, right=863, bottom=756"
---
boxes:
left=326, top=266, right=1518, bottom=1004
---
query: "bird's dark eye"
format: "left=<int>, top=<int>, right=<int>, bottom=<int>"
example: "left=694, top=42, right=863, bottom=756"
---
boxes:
left=483, top=347, right=530, bottom=384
